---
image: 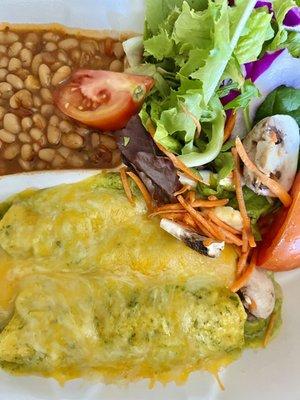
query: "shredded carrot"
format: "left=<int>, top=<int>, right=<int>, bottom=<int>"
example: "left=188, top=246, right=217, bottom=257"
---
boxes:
left=159, top=213, right=185, bottom=221
left=206, top=210, right=241, bottom=235
left=119, top=167, right=134, bottom=204
left=242, top=230, right=249, bottom=253
left=154, top=203, right=183, bottom=212
left=223, top=111, right=236, bottom=143
left=214, top=225, right=243, bottom=246
left=232, top=147, right=256, bottom=248
left=263, top=312, right=277, bottom=348
left=149, top=209, right=186, bottom=217
left=237, top=248, right=250, bottom=276
left=230, top=250, right=257, bottom=292
left=186, top=191, right=196, bottom=203
left=203, top=238, right=214, bottom=247
left=192, top=198, right=229, bottom=208
left=183, top=214, right=198, bottom=230
left=177, top=195, right=224, bottom=240
left=214, top=372, right=225, bottom=391
left=174, top=185, right=191, bottom=196
left=126, top=171, right=153, bottom=211
left=235, top=137, right=292, bottom=207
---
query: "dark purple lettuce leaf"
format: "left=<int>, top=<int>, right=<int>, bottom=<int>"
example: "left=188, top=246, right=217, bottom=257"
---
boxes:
left=115, top=115, right=182, bottom=205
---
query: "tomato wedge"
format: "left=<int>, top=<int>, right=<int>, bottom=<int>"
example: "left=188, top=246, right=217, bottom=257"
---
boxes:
left=257, top=172, right=300, bottom=271
left=53, top=70, right=154, bottom=131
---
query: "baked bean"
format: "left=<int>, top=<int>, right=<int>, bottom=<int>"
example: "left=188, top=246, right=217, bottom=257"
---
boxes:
left=0, top=68, right=8, bottom=80
left=62, top=132, right=84, bottom=149
left=99, top=134, right=117, bottom=150
left=80, top=39, right=98, bottom=55
left=31, top=54, right=43, bottom=75
left=8, top=41, right=22, bottom=57
left=50, top=61, right=63, bottom=72
left=45, top=42, right=57, bottom=52
left=21, top=116, right=33, bottom=131
left=111, top=149, right=121, bottom=166
left=30, top=127, right=43, bottom=141
left=91, top=132, right=100, bottom=148
left=43, top=32, right=61, bottom=42
left=58, top=38, right=78, bottom=50
left=15, top=68, right=30, bottom=80
left=33, top=113, right=46, bottom=130
left=41, top=104, right=54, bottom=117
left=24, top=74, right=41, bottom=91
left=57, top=50, right=69, bottom=64
left=41, top=51, right=56, bottom=65
left=109, top=59, right=123, bottom=72
left=19, top=132, right=32, bottom=143
left=47, top=125, right=61, bottom=145
left=49, top=115, right=59, bottom=127
left=3, top=143, right=20, bottom=160
left=6, top=73, right=24, bottom=90
left=39, top=148, right=56, bottom=162
left=40, top=87, right=52, bottom=103
left=36, top=160, right=46, bottom=169
left=21, top=143, right=34, bottom=161
left=59, top=120, right=72, bottom=133
left=67, top=152, right=84, bottom=167
left=0, top=56, right=9, bottom=68
left=0, top=81, right=12, bottom=94
left=24, top=32, right=39, bottom=50
left=0, top=31, right=19, bottom=45
left=112, top=42, right=125, bottom=59
left=10, top=89, right=33, bottom=109
left=0, top=106, right=5, bottom=120
left=0, top=45, right=6, bottom=53
left=52, top=154, right=65, bottom=168
left=51, top=65, right=71, bottom=86
left=0, top=129, right=16, bottom=143
left=20, top=48, right=33, bottom=67
left=76, top=126, right=90, bottom=136
left=32, top=94, right=42, bottom=108
left=38, top=63, right=51, bottom=87
left=8, top=57, right=22, bottom=72
left=57, top=146, right=71, bottom=159
left=32, top=142, right=41, bottom=153
left=18, top=158, right=32, bottom=171
left=37, top=134, right=47, bottom=147
left=70, top=48, right=81, bottom=62
left=3, top=113, right=21, bottom=134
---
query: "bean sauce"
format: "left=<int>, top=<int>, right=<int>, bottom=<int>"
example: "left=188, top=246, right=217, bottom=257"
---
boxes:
left=0, top=26, right=125, bottom=174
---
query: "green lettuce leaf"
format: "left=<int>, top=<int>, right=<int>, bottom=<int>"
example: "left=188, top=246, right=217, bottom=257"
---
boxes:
left=224, top=80, right=260, bottom=110
left=282, top=31, right=300, bottom=57
left=234, top=7, right=274, bottom=64
left=144, top=30, right=175, bottom=60
left=270, top=0, right=298, bottom=50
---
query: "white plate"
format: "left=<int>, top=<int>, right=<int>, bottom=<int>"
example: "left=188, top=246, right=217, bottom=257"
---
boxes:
left=0, top=1, right=300, bottom=399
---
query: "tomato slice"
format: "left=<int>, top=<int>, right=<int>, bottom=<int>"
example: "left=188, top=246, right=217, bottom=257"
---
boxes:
left=53, top=70, right=154, bottom=131
left=257, top=172, right=300, bottom=271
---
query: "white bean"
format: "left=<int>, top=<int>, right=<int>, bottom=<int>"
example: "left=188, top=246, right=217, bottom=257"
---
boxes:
left=38, top=63, right=51, bottom=87
left=109, top=59, right=123, bottom=72
left=10, top=89, right=33, bottom=109
left=0, top=56, right=9, bottom=68
left=47, top=125, right=61, bottom=145
left=30, top=127, right=43, bottom=141
left=51, top=65, right=71, bottom=86
left=24, top=74, right=41, bottom=91
left=21, top=117, right=33, bottom=131
left=19, top=132, right=32, bottom=143
left=40, top=87, right=53, bottom=103
left=20, top=48, right=33, bottom=68
left=0, top=68, right=8, bottom=80
left=3, top=143, right=20, bottom=159
left=0, top=106, right=5, bottom=120
left=57, top=146, right=71, bottom=159
left=33, top=113, right=46, bottom=130
left=45, top=42, right=57, bottom=52
left=0, top=31, right=19, bottom=45
left=8, top=57, right=22, bottom=72
left=49, top=115, right=59, bottom=127
left=21, top=143, right=34, bottom=161
left=67, top=152, right=84, bottom=167
left=3, top=113, right=21, bottom=134
left=8, top=41, right=22, bottom=57
left=39, top=148, right=56, bottom=162
left=32, top=94, right=42, bottom=108
left=59, top=120, right=72, bottom=133
left=31, top=54, right=43, bottom=75
left=113, top=42, right=125, bottom=59
left=58, top=38, right=79, bottom=50
left=0, top=129, right=15, bottom=143
left=62, top=132, right=84, bottom=149
left=24, top=32, right=39, bottom=50
left=52, top=154, right=65, bottom=168
left=41, top=104, right=54, bottom=117
left=43, top=32, right=61, bottom=42
left=6, top=73, right=24, bottom=90
left=18, top=158, right=32, bottom=171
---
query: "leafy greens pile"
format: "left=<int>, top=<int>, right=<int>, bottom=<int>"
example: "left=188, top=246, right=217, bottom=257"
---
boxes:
left=136, top=0, right=300, bottom=169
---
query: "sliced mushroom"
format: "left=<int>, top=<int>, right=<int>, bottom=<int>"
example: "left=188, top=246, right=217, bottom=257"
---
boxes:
left=160, top=218, right=224, bottom=258
left=240, top=268, right=275, bottom=319
left=242, top=115, right=299, bottom=196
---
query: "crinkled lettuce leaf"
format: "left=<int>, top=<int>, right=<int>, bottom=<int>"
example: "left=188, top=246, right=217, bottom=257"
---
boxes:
left=270, top=0, right=299, bottom=50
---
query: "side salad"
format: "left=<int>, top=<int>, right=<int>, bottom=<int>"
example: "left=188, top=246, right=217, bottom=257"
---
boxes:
left=53, top=0, right=300, bottom=327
